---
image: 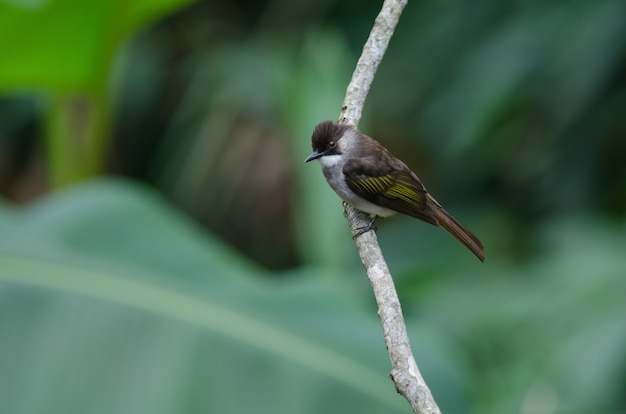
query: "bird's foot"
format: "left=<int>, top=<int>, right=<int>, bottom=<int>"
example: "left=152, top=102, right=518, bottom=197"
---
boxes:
left=353, top=216, right=378, bottom=239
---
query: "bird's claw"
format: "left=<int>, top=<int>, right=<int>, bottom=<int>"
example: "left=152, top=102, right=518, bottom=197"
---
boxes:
left=352, top=217, right=378, bottom=239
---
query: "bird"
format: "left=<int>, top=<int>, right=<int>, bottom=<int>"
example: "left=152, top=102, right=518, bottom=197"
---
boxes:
left=304, top=120, right=485, bottom=262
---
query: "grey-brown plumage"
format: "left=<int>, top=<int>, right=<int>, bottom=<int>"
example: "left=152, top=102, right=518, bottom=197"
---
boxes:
left=305, top=120, right=485, bottom=262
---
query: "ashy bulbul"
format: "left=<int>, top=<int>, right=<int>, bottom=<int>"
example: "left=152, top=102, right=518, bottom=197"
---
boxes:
left=305, top=120, right=485, bottom=262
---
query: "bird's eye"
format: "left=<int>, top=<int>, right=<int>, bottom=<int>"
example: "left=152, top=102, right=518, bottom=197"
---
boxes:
left=329, top=140, right=336, bottom=148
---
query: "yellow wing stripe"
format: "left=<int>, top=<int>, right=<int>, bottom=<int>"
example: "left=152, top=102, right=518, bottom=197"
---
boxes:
left=352, top=174, right=422, bottom=209
left=386, top=176, right=422, bottom=208
left=353, top=174, right=394, bottom=194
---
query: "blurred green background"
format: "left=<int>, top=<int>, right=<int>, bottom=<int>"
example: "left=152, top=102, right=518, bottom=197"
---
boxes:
left=1, top=0, right=625, bottom=413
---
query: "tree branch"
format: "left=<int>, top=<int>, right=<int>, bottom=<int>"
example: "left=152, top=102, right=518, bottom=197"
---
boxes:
left=337, top=1, right=442, bottom=413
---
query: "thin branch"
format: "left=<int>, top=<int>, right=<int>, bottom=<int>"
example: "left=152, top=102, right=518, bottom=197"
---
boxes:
left=337, top=1, right=442, bottom=413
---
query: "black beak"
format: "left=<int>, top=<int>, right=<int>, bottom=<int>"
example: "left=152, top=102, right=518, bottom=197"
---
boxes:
left=304, top=151, right=324, bottom=163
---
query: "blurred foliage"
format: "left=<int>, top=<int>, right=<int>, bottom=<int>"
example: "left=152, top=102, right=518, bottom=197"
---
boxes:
left=0, top=0, right=196, bottom=186
left=0, top=180, right=409, bottom=414
left=1, top=0, right=625, bottom=413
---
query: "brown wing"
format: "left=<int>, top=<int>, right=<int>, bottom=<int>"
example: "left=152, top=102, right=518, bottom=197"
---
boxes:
left=342, top=135, right=485, bottom=261
left=343, top=156, right=438, bottom=226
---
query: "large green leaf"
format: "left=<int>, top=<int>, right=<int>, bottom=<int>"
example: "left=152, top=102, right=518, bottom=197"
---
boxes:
left=0, top=179, right=415, bottom=414
left=0, top=0, right=196, bottom=90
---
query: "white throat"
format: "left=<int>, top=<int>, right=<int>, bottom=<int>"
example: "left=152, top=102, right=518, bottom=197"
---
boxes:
left=319, top=154, right=343, bottom=169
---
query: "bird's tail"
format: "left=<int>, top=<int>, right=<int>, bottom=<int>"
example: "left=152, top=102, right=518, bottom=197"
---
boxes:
left=429, top=196, right=485, bottom=262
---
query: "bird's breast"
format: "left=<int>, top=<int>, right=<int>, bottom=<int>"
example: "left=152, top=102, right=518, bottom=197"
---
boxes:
left=319, top=156, right=396, bottom=218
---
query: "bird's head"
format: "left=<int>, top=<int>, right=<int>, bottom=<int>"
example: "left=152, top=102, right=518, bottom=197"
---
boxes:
left=304, top=121, right=352, bottom=163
